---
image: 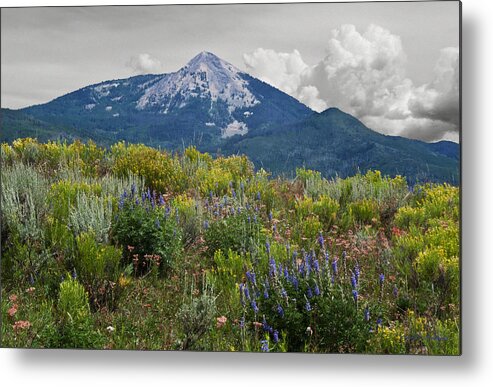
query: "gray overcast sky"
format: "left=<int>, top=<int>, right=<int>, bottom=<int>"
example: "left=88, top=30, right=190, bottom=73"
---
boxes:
left=0, top=1, right=460, bottom=142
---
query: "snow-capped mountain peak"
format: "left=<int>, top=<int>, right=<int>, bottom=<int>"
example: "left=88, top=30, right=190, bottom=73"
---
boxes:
left=136, top=51, right=259, bottom=114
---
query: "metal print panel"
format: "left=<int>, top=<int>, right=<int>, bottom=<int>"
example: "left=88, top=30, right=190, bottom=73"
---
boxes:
left=0, top=1, right=461, bottom=354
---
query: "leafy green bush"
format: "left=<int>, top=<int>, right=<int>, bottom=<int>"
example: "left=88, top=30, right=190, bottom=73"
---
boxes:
left=204, top=210, right=263, bottom=259
left=57, top=278, right=103, bottom=349
left=172, top=194, right=202, bottom=247
left=74, top=232, right=123, bottom=309
left=112, top=188, right=182, bottom=276
left=111, top=142, right=186, bottom=194
left=1, top=163, right=49, bottom=243
left=349, top=199, right=380, bottom=226
left=177, top=285, right=217, bottom=350
left=69, top=192, right=113, bottom=243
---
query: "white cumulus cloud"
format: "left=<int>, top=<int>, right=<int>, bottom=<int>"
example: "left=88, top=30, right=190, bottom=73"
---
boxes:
left=126, top=53, right=163, bottom=74
left=243, top=24, right=459, bottom=143
left=243, top=48, right=309, bottom=95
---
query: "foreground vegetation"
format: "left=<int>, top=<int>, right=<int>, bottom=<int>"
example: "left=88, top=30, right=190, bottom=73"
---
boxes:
left=1, top=138, right=460, bottom=354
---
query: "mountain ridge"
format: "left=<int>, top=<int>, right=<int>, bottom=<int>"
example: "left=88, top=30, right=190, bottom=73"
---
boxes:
left=0, top=51, right=459, bottom=184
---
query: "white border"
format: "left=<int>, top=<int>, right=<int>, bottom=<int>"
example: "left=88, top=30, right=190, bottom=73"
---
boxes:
left=2, top=0, right=492, bottom=386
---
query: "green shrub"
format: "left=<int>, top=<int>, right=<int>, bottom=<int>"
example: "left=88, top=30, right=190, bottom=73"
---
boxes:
left=112, top=188, right=182, bottom=276
left=204, top=210, right=263, bottom=260
left=49, top=180, right=102, bottom=222
left=349, top=199, right=380, bottom=226
left=74, top=232, right=123, bottom=309
left=172, top=194, right=202, bottom=247
left=1, top=163, right=48, bottom=243
left=57, top=278, right=103, bottom=349
left=177, top=284, right=217, bottom=350
left=111, top=142, right=186, bottom=194
left=69, top=192, right=114, bottom=243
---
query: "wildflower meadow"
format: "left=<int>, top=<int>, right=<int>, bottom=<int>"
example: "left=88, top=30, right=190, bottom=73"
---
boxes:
left=0, top=138, right=460, bottom=354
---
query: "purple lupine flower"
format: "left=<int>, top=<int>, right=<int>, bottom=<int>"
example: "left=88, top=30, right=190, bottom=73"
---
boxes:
left=284, top=267, right=289, bottom=279
left=71, top=268, right=77, bottom=280
left=273, top=224, right=277, bottom=233
left=298, top=262, right=305, bottom=277
left=277, top=304, right=284, bottom=318
left=251, top=300, right=259, bottom=314
left=314, top=284, right=320, bottom=296
left=237, top=207, right=241, bottom=215
left=292, top=250, right=298, bottom=262
left=317, top=232, right=324, bottom=249
left=244, top=286, right=250, bottom=300
left=118, top=195, right=125, bottom=209
left=155, top=219, right=161, bottom=229
left=376, top=317, right=383, bottom=327
left=209, top=190, right=213, bottom=200
left=281, top=288, right=288, bottom=298
left=351, top=274, right=357, bottom=289
left=273, top=330, right=279, bottom=344
left=291, top=276, right=299, bottom=290
left=263, top=289, right=269, bottom=299
left=253, top=214, right=257, bottom=223
left=141, top=192, right=146, bottom=203
left=147, top=187, right=151, bottom=200
left=246, top=271, right=256, bottom=285
left=269, top=258, right=277, bottom=277
left=262, top=316, right=269, bottom=332
left=306, top=287, right=313, bottom=299
left=135, top=198, right=140, bottom=206
left=354, top=264, right=360, bottom=284
left=131, top=183, right=136, bottom=196
left=232, top=188, right=236, bottom=199
left=352, top=289, right=358, bottom=303
left=256, top=191, right=261, bottom=201
left=393, top=285, right=398, bottom=298
left=364, top=307, right=370, bottom=322
left=332, top=259, right=338, bottom=276
left=379, top=273, right=385, bottom=286
left=268, top=211, right=273, bottom=222
left=312, top=259, right=320, bottom=273
left=261, top=340, right=269, bottom=352
left=265, top=240, right=271, bottom=255
left=203, top=220, right=209, bottom=229
left=305, top=300, right=312, bottom=312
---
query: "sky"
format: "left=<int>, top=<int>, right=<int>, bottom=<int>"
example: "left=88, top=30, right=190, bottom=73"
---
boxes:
left=0, top=1, right=460, bottom=142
